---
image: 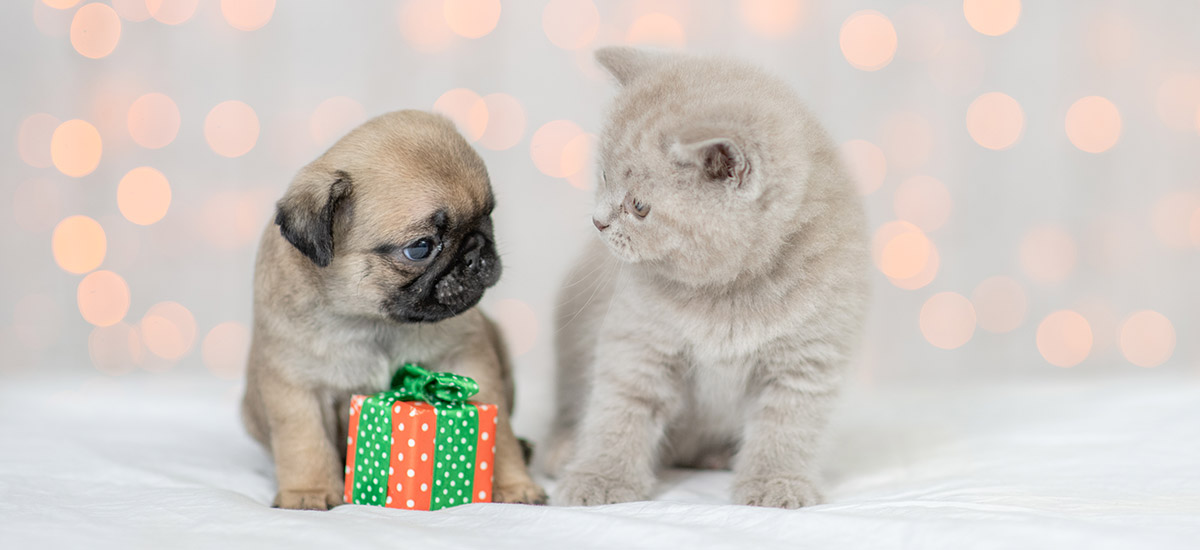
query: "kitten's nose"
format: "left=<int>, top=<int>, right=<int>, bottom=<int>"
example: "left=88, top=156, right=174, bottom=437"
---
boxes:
left=593, top=218, right=609, bottom=232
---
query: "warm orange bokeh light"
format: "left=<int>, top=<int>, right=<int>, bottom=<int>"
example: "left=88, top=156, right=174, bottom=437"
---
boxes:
left=111, top=0, right=151, bottom=21
left=531, top=120, right=585, bottom=179
left=1155, top=73, right=1200, bottom=132
left=398, top=0, right=455, bottom=53
left=118, top=167, right=171, bottom=226
left=542, top=0, right=599, bottom=50
left=1191, top=208, right=1200, bottom=246
left=895, top=5, right=945, bottom=61
left=53, top=215, right=106, bottom=274
left=562, top=133, right=596, bottom=190
left=920, top=292, right=977, bottom=350
left=444, top=0, right=501, bottom=39
left=1037, top=310, right=1093, bottom=368
left=963, top=0, right=1020, bottom=36
left=51, top=119, right=103, bottom=177
left=202, top=321, right=250, bottom=379
left=1151, top=192, right=1200, bottom=249
left=839, top=10, right=897, bottom=71
left=146, top=0, right=198, bottom=25
left=893, top=175, right=952, bottom=232
left=70, top=3, right=121, bottom=59
left=971, top=276, right=1027, bottom=333
left=141, top=301, right=197, bottom=361
left=13, top=178, right=62, bottom=233
left=880, top=111, right=933, bottom=171
left=490, top=299, right=538, bottom=357
left=872, top=221, right=939, bottom=289
left=43, top=0, right=80, bottom=8
left=310, top=96, right=367, bottom=148
left=967, top=92, right=1024, bottom=150
left=221, top=0, right=274, bottom=31
left=1118, top=311, right=1175, bottom=368
left=77, top=270, right=130, bottom=327
left=127, top=92, right=180, bottom=149
left=1065, top=96, right=1121, bottom=153
left=433, top=89, right=488, bottom=142
left=1020, top=225, right=1077, bottom=284
left=627, top=13, right=686, bottom=49
left=477, top=93, right=526, bottom=151
left=205, top=100, right=259, bottom=158
left=840, top=139, right=887, bottom=195
left=88, top=322, right=142, bottom=375
left=18, top=113, right=60, bottom=168
left=739, top=0, right=805, bottom=37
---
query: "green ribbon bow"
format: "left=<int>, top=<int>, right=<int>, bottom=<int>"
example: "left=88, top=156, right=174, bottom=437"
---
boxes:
left=388, top=363, right=479, bottom=406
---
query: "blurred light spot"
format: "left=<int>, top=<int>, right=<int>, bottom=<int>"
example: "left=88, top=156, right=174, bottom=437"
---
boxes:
left=895, top=5, right=945, bottom=61
left=127, top=92, right=180, bottom=149
left=1075, top=298, right=1118, bottom=357
left=53, top=215, right=106, bottom=274
left=197, top=189, right=270, bottom=249
left=1065, top=96, right=1121, bottom=153
left=893, top=175, right=951, bottom=232
left=543, top=0, right=599, bottom=50
left=971, top=276, right=1026, bottom=333
left=43, top=0, right=80, bottom=8
left=398, top=0, right=455, bottom=53
left=310, top=96, right=367, bottom=148
left=118, top=167, right=171, bottom=226
left=929, top=39, right=984, bottom=95
left=840, top=139, right=886, bottom=195
left=564, top=133, right=596, bottom=191
left=70, top=3, right=121, bottom=59
left=627, top=13, right=685, bottom=49
left=221, top=0, right=274, bottom=31
left=77, top=270, right=130, bottom=327
left=1019, top=224, right=1077, bottom=284
left=33, top=0, right=73, bottom=37
left=1119, top=311, right=1175, bottom=368
left=920, top=292, right=976, bottom=350
left=491, top=299, right=537, bottom=357
left=1085, top=10, right=1133, bottom=68
left=839, top=10, right=896, bottom=71
left=739, top=0, right=805, bottom=37
left=893, top=246, right=939, bottom=290
left=141, top=301, right=196, bottom=361
left=1037, top=310, right=1092, bottom=367
left=1151, top=192, right=1200, bottom=249
left=963, top=0, right=1020, bottom=36
left=872, top=221, right=939, bottom=289
left=879, top=111, right=932, bottom=171
left=18, top=113, right=60, bottom=168
left=112, top=0, right=151, bottom=21
left=13, top=178, right=62, bottom=233
left=1155, top=73, right=1200, bottom=132
left=146, top=0, right=198, bottom=25
left=966, top=92, right=1024, bottom=150
left=1190, top=208, right=1200, bottom=246
left=477, top=93, right=526, bottom=151
left=202, top=321, right=250, bottom=379
left=205, top=100, right=259, bottom=158
left=444, top=0, right=500, bottom=39
left=51, top=119, right=103, bottom=177
left=531, top=120, right=585, bottom=179
left=13, top=294, right=60, bottom=350
left=88, top=322, right=142, bottom=375
left=433, top=89, right=488, bottom=142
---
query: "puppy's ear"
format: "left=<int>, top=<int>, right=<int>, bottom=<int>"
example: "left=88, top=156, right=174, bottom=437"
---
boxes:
left=595, top=46, right=670, bottom=86
left=274, top=164, right=352, bottom=267
left=670, top=137, right=749, bottom=188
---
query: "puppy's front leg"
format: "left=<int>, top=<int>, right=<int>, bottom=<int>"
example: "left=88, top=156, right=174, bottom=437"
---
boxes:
left=555, top=340, right=683, bottom=506
left=260, top=376, right=343, bottom=510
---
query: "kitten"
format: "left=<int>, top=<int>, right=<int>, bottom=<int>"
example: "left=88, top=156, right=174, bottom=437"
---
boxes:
left=545, top=47, right=870, bottom=508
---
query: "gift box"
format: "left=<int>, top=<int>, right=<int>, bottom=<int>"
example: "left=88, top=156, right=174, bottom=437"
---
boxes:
left=344, top=364, right=497, bottom=510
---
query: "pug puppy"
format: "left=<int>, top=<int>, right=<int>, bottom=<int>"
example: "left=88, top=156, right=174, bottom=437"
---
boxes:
left=240, top=110, right=547, bottom=510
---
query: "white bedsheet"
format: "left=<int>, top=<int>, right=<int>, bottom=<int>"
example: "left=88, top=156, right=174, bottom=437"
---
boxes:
left=2, top=369, right=1198, bottom=549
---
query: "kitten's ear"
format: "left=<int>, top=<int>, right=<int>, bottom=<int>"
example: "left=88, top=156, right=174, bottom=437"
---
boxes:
left=274, top=164, right=353, bottom=267
left=670, top=138, right=749, bottom=188
left=595, top=46, right=669, bottom=86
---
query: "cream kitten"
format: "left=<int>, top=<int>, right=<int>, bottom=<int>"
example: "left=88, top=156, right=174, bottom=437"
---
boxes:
left=546, top=47, right=870, bottom=508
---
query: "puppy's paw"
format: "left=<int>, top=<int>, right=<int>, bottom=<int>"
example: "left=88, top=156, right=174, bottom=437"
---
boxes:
left=733, top=476, right=823, bottom=509
left=554, top=472, right=647, bottom=506
left=273, top=488, right=342, bottom=511
left=492, top=479, right=548, bottom=505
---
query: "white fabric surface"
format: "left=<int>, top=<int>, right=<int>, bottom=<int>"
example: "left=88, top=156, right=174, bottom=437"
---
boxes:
left=2, top=369, right=1198, bottom=549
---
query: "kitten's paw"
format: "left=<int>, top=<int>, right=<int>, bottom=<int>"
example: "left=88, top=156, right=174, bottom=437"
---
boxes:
left=492, top=480, right=548, bottom=505
left=554, top=472, right=647, bottom=506
left=733, top=477, right=823, bottom=509
left=273, top=487, right=342, bottom=510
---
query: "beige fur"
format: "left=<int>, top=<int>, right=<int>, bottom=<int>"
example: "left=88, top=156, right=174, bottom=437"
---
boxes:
left=241, top=110, right=545, bottom=510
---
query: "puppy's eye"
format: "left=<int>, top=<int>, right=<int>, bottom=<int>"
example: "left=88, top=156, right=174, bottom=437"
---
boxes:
left=623, top=192, right=650, bottom=218
left=403, top=238, right=437, bottom=261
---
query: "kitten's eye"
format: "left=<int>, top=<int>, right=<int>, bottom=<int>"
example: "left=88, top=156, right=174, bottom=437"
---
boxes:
left=623, top=192, right=650, bottom=218
left=402, top=238, right=438, bottom=261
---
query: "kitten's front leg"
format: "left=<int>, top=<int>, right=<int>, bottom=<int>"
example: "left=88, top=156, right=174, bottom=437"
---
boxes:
left=555, top=339, right=683, bottom=506
left=732, top=362, right=840, bottom=509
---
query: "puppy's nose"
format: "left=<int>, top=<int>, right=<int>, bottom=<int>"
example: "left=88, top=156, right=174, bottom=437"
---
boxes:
left=462, top=233, right=485, bottom=272
left=593, top=218, right=609, bottom=232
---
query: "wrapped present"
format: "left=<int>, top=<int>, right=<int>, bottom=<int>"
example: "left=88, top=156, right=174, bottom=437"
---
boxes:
left=344, top=363, right=497, bottom=510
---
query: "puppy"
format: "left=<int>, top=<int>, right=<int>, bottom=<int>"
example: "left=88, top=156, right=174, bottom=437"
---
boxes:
left=241, top=110, right=546, bottom=510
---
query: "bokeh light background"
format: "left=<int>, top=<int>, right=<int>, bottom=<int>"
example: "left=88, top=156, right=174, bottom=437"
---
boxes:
left=3, top=0, right=1198, bottom=440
